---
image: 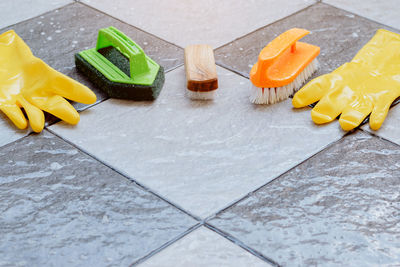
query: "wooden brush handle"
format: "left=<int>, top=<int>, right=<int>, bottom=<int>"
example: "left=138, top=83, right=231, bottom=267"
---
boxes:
left=184, top=44, right=218, bottom=92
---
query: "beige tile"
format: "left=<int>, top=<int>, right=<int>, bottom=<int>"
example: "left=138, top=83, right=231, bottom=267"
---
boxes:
left=0, top=0, right=72, bottom=29
left=324, top=0, right=400, bottom=30
left=138, top=227, right=271, bottom=267
left=49, top=66, right=344, bottom=218
left=81, top=0, right=315, bottom=48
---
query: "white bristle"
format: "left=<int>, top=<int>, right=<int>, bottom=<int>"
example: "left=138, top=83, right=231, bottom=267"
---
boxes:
left=186, top=89, right=216, bottom=100
left=249, top=58, right=319, bottom=105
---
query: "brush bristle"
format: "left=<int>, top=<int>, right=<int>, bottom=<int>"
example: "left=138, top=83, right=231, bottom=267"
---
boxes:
left=186, top=89, right=216, bottom=100
left=249, top=58, right=319, bottom=105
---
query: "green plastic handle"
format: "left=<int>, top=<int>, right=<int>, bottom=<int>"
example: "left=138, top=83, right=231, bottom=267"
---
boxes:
left=78, top=26, right=160, bottom=85
left=96, top=26, right=149, bottom=77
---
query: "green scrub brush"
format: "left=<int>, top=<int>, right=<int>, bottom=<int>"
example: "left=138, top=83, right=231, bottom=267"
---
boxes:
left=75, top=26, right=165, bottom=100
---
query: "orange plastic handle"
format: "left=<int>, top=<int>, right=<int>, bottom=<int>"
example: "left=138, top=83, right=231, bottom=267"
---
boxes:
left=250, top=28, right=313, bottom=88
left=259, top=28, right=309, bottom=63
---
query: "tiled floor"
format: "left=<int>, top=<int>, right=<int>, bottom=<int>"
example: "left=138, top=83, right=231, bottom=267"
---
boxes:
left=81, top=0, right=315, bottom=48
left=1, top=0, right=400, bottom=266
left=0, top=133, right=196, bottom=266
left=209, top=132, right=400, bottom=266
left=49, top=66, right=343, bottom=219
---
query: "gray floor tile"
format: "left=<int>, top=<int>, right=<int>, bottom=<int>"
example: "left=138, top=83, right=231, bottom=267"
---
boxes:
left=325, top=0, right=400, bottom=30
left=0, top=131, right=196, bottom=266
left=49, top=66, right=344, bottom=219
left=0, top=113, right=30, bottom=148
left=215, top=3, right=399, bottom=78
left=1, top=2, right=183, bottom=113
left=138, top=227, right=272, bottom=267
left=82, top=0, right=315, bottom=48
left=209, top=131, right=400, bottom=266
left=0, top=0, right=72, bottom=29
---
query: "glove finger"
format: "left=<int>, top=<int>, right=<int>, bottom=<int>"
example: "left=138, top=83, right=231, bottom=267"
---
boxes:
left=50, top=75, right=96, bottom=104
left=17, top=96, right=45, bottom=133
left=311, top=86, right=351, bottom=124
left=0, top=104, right=28, bottom=129
left=292, top=74, right=333, bottom=108
left=34, top=95, right=80, bottom=125
left=369, top=96, right=397, bottom=131
left=339, top=100, right=373, bottom=131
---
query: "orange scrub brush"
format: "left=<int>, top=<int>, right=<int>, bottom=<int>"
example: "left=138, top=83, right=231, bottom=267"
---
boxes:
left=249, top=28, right=320, bottom=104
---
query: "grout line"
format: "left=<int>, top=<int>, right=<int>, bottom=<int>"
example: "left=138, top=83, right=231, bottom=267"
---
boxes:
left=79, top=1, right=319, bottom=51
left=80, top=1, right=319, bottom=52
left=214, top=1, right=400, bottom=81
left=204, top=130, right=353, bottom=220
left=168, top=59, right=363, bottom=222
left=165, top=62, right=184, bottom=73
left=359, top=128, right=400, bottom=148
left=214, top=1, right=399, bottom=62
left=214, top=2, right=319, bottom=50
left=345, top=97, right=400, bottom=132
left=215, top=61, right=249, bottom=79
left=0, top=131, right=36, bottom=150
left=45, top=128, right=202, bottom=222
left=321, top=2, right=400, bottom=32
left=44, top=62, right=183, bottom=128
left=205, top=223, right=281, bottom=267
left=130, top=223, right=202, bottom=266
left=133, top=221, right=282, bottom=266
left=1, top=2, right=398, bottom=266
left=0, top=2, right=76, bottom=32
left=43, top=97, right=110, bottom=128
left=2, top=0, right=186, bottom=134
left=76, top=1, right=185, bottom=49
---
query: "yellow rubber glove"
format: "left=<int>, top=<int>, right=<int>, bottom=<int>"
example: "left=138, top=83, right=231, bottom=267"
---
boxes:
left=293, top=29, right=400, bottom=131
left=0, top=30, right=96, bottom=132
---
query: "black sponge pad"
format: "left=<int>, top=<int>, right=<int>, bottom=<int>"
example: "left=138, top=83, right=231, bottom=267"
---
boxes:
left=75, top=47, right=165, bottom=100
